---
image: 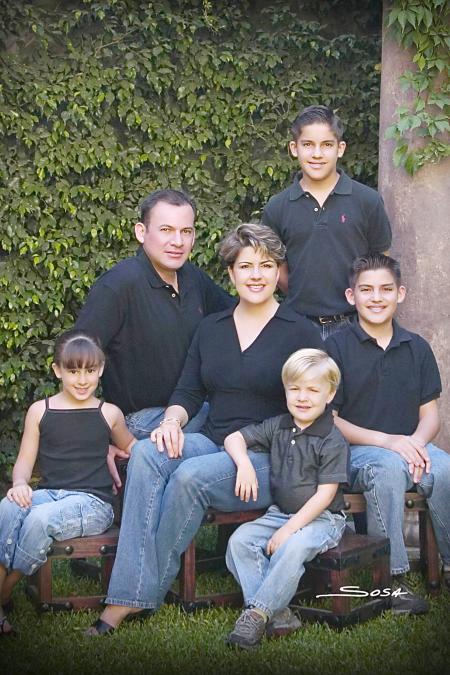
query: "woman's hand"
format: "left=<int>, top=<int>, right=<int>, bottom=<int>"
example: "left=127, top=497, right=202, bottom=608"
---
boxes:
left=151, top=419, right=185, bottom=458
left=235, top=462, right=258, bottom=502
left=7, top=483, right=33, bottom=508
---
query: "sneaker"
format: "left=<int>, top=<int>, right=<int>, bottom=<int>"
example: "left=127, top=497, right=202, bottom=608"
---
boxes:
left=390, top=576, right=429, bottom=615
left=266, top=607, right=302, bottom=639
left=226, top=609, right=267, bottom=649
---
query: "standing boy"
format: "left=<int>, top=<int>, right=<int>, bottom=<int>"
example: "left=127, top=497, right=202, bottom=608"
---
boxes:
left=262, top=105, right=392, bottom=338
left=326, top=253, right=450, bottom=613
left=223, top=349, right=349, bottom=649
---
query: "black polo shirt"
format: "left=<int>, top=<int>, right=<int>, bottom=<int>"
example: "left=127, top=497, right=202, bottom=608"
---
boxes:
left=262, top=170, right=392, bottom=316
left=169, top=304, right=322, bottom=444
left=325, top=321, right=442, bottom=436
left=239, top=407, right=349, bottom=514
left=75, top=248, right=232, bottom=415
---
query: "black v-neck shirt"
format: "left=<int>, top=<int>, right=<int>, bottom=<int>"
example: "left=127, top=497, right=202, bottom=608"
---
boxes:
left=169, top=304, right=322, bottom=444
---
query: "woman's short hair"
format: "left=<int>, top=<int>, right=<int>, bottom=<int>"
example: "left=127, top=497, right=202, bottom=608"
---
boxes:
left=54, top=330, right=105, bottom=369
left=218, top=223, right=286, bottom=267
left=282, top=348, right=341, bottom=391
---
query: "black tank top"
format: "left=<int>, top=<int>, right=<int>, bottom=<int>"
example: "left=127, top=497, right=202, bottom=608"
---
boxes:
left=38, top=399, right=114, bottom=505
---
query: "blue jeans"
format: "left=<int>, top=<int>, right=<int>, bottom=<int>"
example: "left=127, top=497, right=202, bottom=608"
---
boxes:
left=350, top=443, right=450, bottom=574
left=125, top=403, right=209, bottom=440
left=226, top=505, right=346, bottom=617
left=0, top=490, right=114, bottom=575
left=105, top=435, right=272, bottom=609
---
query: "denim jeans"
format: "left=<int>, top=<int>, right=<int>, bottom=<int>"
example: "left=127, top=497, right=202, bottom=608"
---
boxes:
left=0, top=489, right=114, bottom=575
left=105, top=435, right=272, bottom=609
left=226, top=505, right=346, bottom=617
left=125, top=403, right=209, bottom=440
left=350, top=443, right=450, bottom=574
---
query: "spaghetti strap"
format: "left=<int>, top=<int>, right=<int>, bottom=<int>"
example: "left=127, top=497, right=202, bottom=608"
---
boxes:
left=45, top=397, right=50, bottom=410
left=99, top=400, right=104, bottom=410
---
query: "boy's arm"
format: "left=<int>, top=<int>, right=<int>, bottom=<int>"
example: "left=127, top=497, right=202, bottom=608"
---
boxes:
left=267, top=483, right=338, bottom=555
left=8, top=401, right=44, bottom=507
left=332, top=402, right=439, bottom=483
left=224, top=431, right=259, bottom=503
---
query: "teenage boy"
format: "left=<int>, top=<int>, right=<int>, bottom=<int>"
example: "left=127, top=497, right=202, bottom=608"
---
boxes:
left=326, top=253, right=450, bottom=613
left=223, top=349, right=349, bottom=649
left=262, top=105, right=392, bottom=338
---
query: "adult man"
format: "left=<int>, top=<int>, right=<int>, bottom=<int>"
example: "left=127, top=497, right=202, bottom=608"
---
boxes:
left=75, top=188, right=232, bottom=440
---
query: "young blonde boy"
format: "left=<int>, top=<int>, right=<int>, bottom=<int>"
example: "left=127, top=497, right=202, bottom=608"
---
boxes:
left=224, top=349, right=349, bottom=649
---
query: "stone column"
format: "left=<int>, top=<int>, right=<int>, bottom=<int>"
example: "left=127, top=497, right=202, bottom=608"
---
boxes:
left=379, top=1, right=450, bottom=448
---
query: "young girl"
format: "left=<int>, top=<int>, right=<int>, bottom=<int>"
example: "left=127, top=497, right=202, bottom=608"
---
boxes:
left=0, top=329, right=136, bottom=635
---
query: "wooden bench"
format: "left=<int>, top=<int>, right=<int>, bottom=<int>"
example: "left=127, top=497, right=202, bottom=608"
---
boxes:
left=171, top=492, right=440, bottom=614
left=25, top=491, right=440, bottom=612
left=25, top=526, right=119, bottom=612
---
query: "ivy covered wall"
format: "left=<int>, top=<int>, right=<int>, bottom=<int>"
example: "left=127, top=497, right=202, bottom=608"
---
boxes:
left=0, top=0, right=382, bottom=467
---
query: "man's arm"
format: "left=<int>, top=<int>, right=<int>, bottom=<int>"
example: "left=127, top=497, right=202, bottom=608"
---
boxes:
left=74, top=283, right=122, bottom=349
left=277, top=261, right=289, bottom=295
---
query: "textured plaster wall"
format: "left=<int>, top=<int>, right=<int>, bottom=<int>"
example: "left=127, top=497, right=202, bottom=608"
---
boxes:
left=378, top=5, right=450, bottom=448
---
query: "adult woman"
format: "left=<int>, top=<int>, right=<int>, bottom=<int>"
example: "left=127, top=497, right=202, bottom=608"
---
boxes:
left=88, top=223, right=321, bottom=634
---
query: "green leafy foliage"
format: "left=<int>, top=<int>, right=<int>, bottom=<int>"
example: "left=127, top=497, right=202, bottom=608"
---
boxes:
left=386, top=0, right=450, bottom=174
left=0, top=0, right=382, bottom=467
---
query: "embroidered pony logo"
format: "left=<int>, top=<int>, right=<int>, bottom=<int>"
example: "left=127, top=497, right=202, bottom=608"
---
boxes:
left=340, top=214, right=347, bottom=224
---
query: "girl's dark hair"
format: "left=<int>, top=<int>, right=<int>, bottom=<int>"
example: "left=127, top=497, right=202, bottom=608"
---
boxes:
left=54, top=330, right=105, bottom=369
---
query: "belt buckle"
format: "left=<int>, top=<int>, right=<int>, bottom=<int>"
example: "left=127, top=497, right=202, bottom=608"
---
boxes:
left=318, top=316, right=333, bottom=325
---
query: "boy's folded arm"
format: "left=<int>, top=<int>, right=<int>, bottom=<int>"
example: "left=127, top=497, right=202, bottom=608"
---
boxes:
left=332, top=406, right=437, bottom=479
left=283, top=483, right=339, bottom=534
left=224, top=431, right=259, bottom=502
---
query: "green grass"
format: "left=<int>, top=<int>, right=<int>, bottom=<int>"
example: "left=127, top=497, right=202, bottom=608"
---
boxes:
left=2, top=549, right=450, bottom=675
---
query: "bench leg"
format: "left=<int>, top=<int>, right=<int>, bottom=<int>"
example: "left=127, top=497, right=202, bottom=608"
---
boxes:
left=179, top=541, right=197, bottom=603
left=330, top=569, right=351, bottom=616
left=419, top=511, right=440, bottom=591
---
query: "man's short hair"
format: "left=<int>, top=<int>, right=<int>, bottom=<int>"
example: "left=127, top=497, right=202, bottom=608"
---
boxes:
left=291, top=105, right=344, bottom=142
left=282, top=348, right=341, bottom=392
left=218, top=223, right=286, bottom=267
left=139, top=189, right=197, bottom=226
left=349, top=253, right=402, bottom=288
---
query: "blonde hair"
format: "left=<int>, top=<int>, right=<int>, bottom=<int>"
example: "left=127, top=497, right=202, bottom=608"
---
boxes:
left=282, top=348, right=341, bottom=391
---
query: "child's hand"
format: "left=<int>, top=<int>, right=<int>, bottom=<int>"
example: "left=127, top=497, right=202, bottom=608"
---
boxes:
left=7, top=483, right=32, bottom=508
left=267, top=525, right=293, bottom=555
left=235, top=463, right=258, bottom=502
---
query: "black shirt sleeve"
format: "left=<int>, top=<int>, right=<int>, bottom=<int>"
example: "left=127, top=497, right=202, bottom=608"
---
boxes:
left=324, top=336, right=344, bottom=411
left=418, top=339, right=442, bottom=404
left=318, top=432, right=349, bottom=485
left=74, top=282, right=123, bottom=350
left=366, top=194, right=392, bottom=253
left=199, top=269, right=235, bottom=315
left=239, top=416, right=280, bottom=453
left=168, top=325, right=208, bottom=420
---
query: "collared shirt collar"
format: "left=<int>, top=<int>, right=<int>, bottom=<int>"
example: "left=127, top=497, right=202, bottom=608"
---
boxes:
left=214, top=302, right=303, bottom=323
left=279, top=406, right=334, bottom=438
left=136, top=247, right=190, bottom=291
left=288, top=169, right=352, bottom=201
left=350, top=318, right=412, bottom=347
